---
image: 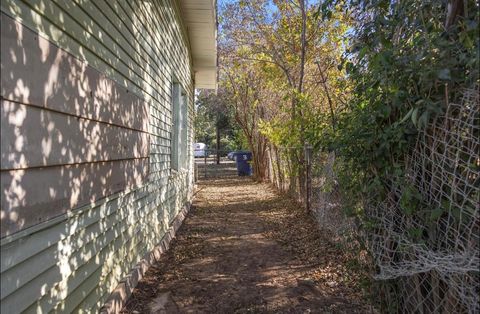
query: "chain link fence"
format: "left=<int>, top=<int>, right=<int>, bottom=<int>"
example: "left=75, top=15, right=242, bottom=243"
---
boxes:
left=366, top=87, right=479, bottom=313
left=309, top=151, right=360, bottom=248
left=195, top=149, right=238, bottom=180
left=267, top=86, right=479, bottom=312
left=267, top=146, right=358, bottom=244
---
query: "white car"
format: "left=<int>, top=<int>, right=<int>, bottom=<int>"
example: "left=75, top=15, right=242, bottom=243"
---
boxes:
left=194, top=143, right=207, bottom=158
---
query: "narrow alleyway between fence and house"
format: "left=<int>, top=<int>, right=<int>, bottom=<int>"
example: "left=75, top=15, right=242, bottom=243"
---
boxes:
left=122, top=173, right=373, bottom=313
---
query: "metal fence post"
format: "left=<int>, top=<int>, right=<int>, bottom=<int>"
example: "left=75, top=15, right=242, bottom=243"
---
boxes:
left=305, top=144, right=312, bottom=212
left=204, top=150, right=207, bottom=179
left=194, top=162, right=198, bottom=182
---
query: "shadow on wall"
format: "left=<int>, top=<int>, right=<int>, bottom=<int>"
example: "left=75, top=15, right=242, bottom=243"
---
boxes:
left=0, top=0, right=194, bottom=311
left=0, top=13, right=150, bottom=237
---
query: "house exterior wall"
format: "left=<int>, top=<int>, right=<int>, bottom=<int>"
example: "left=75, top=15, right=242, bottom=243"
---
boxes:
left=0, top=0, right=195, bottom=312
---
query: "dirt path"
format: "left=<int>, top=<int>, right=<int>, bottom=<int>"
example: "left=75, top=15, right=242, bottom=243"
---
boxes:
left=122, top=175, right=373, bottom=313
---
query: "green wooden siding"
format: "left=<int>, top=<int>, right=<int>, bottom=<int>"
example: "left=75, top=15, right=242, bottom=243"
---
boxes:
left=0, top=0, right=195, bottom=312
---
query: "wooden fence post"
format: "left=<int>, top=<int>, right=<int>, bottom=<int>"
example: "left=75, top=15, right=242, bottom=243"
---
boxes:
left=194, top=162, right=198, bottom=182
left=305, top=144, right=312, bottom=212
left=204, top=150, right=207, bottom=179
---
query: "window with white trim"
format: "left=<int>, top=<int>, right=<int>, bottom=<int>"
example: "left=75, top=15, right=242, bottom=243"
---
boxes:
left=171, top=81, right=188, bottom=171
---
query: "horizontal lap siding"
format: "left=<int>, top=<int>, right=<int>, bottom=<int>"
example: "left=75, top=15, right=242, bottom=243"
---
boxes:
left=0, top=15, right=150, bottom=133
left=1, top=0, right=194, bottom=312
left=0, top=158, right=149, bottom=235
left=1, top=101, right=149, bottom=169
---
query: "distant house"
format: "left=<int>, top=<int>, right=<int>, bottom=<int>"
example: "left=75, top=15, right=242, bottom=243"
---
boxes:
left=0, top=0, right=217, bottom=312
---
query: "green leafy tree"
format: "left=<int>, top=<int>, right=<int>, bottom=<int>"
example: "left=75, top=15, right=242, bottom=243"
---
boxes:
left=220, top=0, right=350, bottom=185
left=330, top=0, right=479, bottom=204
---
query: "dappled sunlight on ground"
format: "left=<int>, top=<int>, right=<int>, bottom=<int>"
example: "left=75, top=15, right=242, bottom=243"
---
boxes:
left=122, top=169, right=374, bottom=313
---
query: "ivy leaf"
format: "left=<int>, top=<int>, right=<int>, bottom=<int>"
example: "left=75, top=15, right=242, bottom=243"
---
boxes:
left=411, top=107, right=419, bottom=127
left=358, top=46, right=368, bottom=60
left=430, top=206, right=445, bottom=221
left=451, top=206, right=462, bottom=221
left=408, top=227, right=423, bottom=240
left=437, top=68, right=451, bottom=81
left=400, top=108, right=414, bottom=124
left=382, top=105, right=391, bottom=117
left=345, top=62, right=354, bottom=74
left=417, top=111, right=429, bottom=129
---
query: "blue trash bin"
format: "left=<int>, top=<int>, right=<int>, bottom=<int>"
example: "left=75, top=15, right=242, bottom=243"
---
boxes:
left=234, top=152, right=252, bottom=176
